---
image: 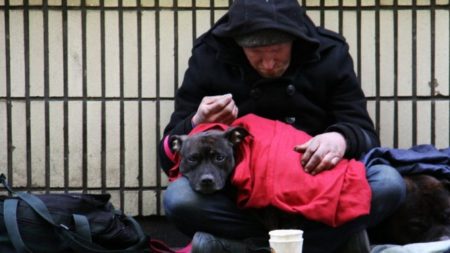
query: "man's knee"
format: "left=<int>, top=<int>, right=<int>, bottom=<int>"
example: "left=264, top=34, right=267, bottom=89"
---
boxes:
left=367, top=164, right=406, bottom=199
left=163, top=177, right=201, bottom=217
left=366, top=164, right=407, bottom=226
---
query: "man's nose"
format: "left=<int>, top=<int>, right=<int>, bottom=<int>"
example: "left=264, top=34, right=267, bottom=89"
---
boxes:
left=262, top=58, right=275, bottom=69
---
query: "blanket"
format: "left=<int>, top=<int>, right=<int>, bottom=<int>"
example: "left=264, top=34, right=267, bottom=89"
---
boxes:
left=363, top=145, right=450, bottom=179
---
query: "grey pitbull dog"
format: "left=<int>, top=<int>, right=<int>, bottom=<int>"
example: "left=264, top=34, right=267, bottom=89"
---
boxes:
left=170, top=126, right=249, bottom=194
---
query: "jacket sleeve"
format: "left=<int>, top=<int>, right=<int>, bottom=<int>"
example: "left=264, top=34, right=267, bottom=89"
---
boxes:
left=322, top=41, right=380, bottom=159
left=158, top=45, right=212, bottom=174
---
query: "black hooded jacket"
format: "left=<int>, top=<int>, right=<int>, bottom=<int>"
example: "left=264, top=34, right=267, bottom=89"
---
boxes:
left=159, top=0, right=379, bottom=174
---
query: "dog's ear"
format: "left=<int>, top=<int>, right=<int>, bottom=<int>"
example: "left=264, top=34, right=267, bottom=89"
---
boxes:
left=224, top=126, right=249, bottom=146
left=169, top=135, right=188, bottom=153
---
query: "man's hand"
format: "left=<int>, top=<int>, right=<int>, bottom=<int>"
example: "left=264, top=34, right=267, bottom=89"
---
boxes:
left=294, top=132, right=347, bottom=175
left=192, top=94, right=239, bottom=126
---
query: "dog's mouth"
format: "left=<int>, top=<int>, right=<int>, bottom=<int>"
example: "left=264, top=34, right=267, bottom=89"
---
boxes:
left=194, top=182, right=223, bottom=194
left=196, top=186, right=217, bottom=194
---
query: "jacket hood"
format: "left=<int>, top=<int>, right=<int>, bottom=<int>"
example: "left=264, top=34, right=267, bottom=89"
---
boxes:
left=212, top=0, right=320, bottom=51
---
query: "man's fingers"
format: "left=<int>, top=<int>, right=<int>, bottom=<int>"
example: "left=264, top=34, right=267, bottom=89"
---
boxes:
left=300, top=139, right=319, bottom=167
left=309, top=153, right=340, bottom=175
left=198, top=96, right=238, bottom=125
left=203, top=94, right=233, bottom=114
left=210, top=103, right=238, bottom=124
left=203, top=93, right=232, bottom=103
left=293, top=140, right=310, bottom=153
left=232, top=105, right=239, bottom=118
left=302, top=150, right=323, bottom=173
left=221, top=104, right=239, bottom=124
left=193, top=94, right=236, bottom=126
left=203, top=93, right=232, bottom=105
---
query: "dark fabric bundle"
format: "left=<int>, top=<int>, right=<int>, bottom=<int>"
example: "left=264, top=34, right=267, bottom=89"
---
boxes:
left=0, top=174, right=148, bottom=253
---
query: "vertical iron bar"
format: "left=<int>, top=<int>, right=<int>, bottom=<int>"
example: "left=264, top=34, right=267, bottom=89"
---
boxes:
left=81, top=0, right=89, bottom=192
left=430, top=0, right=436, bottom=146
left=44, top=0, right=51, bottom=192
left=137, top=0, right=143, bottom=216
left=393, top=0, right=399, bottom=148
left=210, top=0, right=214, bottom=25
left=320, top=0, right=324, bottom=27
left=119, top=0, right=125, bottom=211
left=192, top=0, right=197, bottom=43
left=62, top=1, right=69, bottom=192
left=155, top=0, right=162, bottom=215
left=5, top=0, right=13, bottom=185
left=375, top=0, right=381, bottom=136
left=356, top=1, right=362, bottom=86
left=338, top=0, right=343, bottom=35
left=174, top=1, right=179, bottom=91
left=82, top=0, right=88, bottom=192
left=61, top=1, right=70, bottom=192
left=412, top=0, right=417, bottom=146
left=24, top=0, right=32, bottom=190
left=100, top=0, right=107, bottom=194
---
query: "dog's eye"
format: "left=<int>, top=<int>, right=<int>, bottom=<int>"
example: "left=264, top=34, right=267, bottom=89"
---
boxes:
left=187, top=155, right=199, bottom=163
left=214, top=154, right=225, bottom=162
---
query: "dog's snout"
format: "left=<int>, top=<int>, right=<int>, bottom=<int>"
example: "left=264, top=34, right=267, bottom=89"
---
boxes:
left=200, top=174, right=215, bottom=186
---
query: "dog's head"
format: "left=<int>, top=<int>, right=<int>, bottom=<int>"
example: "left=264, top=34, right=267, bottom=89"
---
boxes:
left=369, top=174, right=450, bottom=244
left=170, top=126, right=249, bottom=194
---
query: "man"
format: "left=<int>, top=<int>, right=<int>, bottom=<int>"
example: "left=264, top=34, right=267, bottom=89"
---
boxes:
left=159, top=0, right=406, bottom=252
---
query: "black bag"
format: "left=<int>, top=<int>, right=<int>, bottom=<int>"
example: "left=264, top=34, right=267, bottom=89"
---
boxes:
left=0, top=174, right=149, bottom=253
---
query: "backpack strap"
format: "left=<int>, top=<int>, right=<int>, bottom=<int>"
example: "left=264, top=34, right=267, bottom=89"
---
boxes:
left=72, top=213, right=93, bottom=243
left=58, top=216, right=148, bottom=253
left=3, top=198, right=32, bottom=253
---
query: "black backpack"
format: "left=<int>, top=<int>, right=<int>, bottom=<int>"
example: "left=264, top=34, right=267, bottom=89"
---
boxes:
left=0, top=174, right=149, bottom=253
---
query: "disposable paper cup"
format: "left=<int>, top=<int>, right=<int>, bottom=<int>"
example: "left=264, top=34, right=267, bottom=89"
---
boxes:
left=269, top=229, right=303, bottom=253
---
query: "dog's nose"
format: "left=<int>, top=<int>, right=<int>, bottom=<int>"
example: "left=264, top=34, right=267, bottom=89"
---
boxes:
left=200, top=175, right=215, bottom=186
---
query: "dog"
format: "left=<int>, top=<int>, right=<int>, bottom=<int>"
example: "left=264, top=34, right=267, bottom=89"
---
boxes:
left=168, top=114, right=371, bottom=228
left=369, top=174, right=450, bottom=245
left=170, top=126, right=249, bottom=194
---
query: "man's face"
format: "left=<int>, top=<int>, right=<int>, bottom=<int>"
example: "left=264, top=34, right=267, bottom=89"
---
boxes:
left=242, top=41, right=293, bottom=78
